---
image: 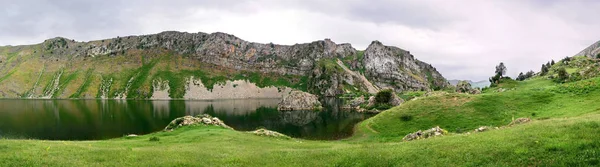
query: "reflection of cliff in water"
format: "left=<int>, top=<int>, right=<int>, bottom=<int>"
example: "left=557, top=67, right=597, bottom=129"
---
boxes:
left=0, top=98, right=372, bottom=140
left=202, top=98, right=373, bottom=140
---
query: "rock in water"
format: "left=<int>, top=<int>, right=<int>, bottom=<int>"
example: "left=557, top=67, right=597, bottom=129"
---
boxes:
left=277, top=91, right=323, bottom=111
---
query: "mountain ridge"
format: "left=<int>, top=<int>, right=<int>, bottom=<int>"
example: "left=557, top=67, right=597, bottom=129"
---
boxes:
left=0, top=31, right=449, bottom=99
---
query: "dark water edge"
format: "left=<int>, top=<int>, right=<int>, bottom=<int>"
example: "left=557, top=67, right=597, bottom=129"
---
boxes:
left=0, top=98, right=374, bottom=140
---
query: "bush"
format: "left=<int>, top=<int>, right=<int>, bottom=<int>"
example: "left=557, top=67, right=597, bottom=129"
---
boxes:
left=555, top=67, right=569, bottom=83
left=375, top=89, right=393, bottom=104
left=400, top=114, right=413, bottom=121
left=149, top=136, right=160, bottom=142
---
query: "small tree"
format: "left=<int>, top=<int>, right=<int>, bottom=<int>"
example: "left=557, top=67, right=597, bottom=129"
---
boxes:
left=555, top=67, right=569, bottom=83
left=551, top=60, right=555, bottom=65
left=517, top=72, right=525, bottom=81
left=495, top=62, right=507, bottom=76
left=540, top=64, right=549, bottom=76
left=525, top=70, right=535, bottom=78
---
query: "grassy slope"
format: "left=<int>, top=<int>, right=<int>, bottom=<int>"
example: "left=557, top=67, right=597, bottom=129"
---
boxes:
left=0, top=114, right=598, bottom=166
left=355, top=77, right=600, bottom=142
left=1, top=76, right=600, bottom=166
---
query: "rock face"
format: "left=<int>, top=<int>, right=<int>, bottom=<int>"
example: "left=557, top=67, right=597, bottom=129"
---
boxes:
left=277, top=91, right=323, bottom=111
left=576, top=40, right=600, bottom=58
left=402, top=126, right=448, bottom=141
left=456, top=80, right=481, bottom=94
left=363, top=41, right=449, bottom=92
left=0, top=31, right=449, bottom=99
left=164, top=114, right=232, bottom=131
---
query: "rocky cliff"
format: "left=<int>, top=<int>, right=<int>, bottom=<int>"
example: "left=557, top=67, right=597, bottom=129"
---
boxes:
left=576, top=40, right=600, bottom=58
left=0, top=31, right=448, bottom=99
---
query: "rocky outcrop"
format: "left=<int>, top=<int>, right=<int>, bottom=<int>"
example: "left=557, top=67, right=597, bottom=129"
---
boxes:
left=363, top=41, right=449, bottom=92
left=402, top=126, right=448, bottom=141
left=250, top=128, right=291, bottom=139
left=456, top=80, right=481, bottom=94
left=576, top=40, right=600, bottom=58
left=164, top=114, right=232, bottom=131
left=277, top=91, right=323, bottom=111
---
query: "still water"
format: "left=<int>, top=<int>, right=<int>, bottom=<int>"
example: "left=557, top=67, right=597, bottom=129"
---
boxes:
left=0, top=98, right=373, bottom=140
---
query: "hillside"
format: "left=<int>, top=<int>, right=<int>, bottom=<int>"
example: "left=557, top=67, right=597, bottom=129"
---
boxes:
left=0, top=31, right=448, bottom=99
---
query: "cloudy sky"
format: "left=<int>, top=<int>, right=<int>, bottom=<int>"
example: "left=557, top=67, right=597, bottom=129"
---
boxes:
left=1, top=0, right=599, bottom=81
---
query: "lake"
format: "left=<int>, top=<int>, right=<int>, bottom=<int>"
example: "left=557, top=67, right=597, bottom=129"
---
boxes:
left=0, top=98, right=374, bottom=140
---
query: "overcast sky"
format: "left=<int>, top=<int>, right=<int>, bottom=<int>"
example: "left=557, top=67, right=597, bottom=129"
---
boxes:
left=1, top=0, right=599, bottom=81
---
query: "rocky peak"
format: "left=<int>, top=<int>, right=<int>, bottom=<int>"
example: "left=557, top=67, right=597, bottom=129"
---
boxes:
left=576, top=40, right=600, bottom=58
left=363, top=41, right=448, bottom=91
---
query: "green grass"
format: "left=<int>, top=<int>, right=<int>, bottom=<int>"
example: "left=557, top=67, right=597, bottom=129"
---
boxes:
left=0, top=113, right=598, bottom=166
left=358, top=77, right=600, bottom=142
left=69, top=69, right=95, bottom=98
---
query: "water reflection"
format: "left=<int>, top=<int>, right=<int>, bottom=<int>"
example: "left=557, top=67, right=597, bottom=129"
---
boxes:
left=0, top=99, right=373, bottom=140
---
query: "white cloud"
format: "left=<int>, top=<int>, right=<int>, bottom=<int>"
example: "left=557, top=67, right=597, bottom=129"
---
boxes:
left=1, top=0, right=600, bottom=81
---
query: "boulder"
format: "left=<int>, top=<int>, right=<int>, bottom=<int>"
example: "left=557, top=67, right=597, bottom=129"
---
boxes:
left=367, top=96, right=376, bottom=108
left=250, top=128, right=291, bottom=139
left=348, top=95, right=366, bottom=107
left=277, top=91, right=323, bottom=111
left=474, top=126, right=490, bottom=132
left=389, top=93, right=404, bottom=106
left=402, top=126, right=448, bottom=141
left=456, top=80, right=481, bottom=94
left=509, top=118, right=531, bottom=126
left=164, top=114, right=232, bottom=131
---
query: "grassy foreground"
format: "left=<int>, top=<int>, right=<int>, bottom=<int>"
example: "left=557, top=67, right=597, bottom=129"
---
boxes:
left=1, top=76, right=600, bottom=166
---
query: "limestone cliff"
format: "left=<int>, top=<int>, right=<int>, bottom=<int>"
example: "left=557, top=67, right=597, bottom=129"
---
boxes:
left=0, top=31, right=448, bottom=99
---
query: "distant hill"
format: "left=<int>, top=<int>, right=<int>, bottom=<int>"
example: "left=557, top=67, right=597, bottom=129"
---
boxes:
left=448, top=79, right=490, bottom=88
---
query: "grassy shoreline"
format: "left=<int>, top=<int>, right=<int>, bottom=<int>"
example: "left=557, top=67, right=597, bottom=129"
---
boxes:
left=1, top=77, right=600, bottom=166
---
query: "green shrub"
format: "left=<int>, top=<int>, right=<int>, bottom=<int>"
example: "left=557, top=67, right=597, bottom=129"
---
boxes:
left=400, top=114, right=413, bottom=121
left=375, top=89, right=393, bottom=104
left=149, top=136, right=160, bottom=142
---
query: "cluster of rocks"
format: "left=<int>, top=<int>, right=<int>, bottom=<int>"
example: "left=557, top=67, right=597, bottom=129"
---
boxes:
left=164, top=114, right=232, bottom=131
left=402, top=117, right=533, bottom=141
left=455, top=80, right=481, bottom=94
left=277, top=91, right=323, bottom=111
left=509, top=117, right=531, bottom=126
left=402, top=126, right=448, bottom=141
left=250, top=128, right=291, bottom=139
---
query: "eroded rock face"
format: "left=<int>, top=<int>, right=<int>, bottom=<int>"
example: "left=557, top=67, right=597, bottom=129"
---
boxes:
left=363, top=41, right=449, bottom=92
left=277, top=91, right=323, bottom=111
